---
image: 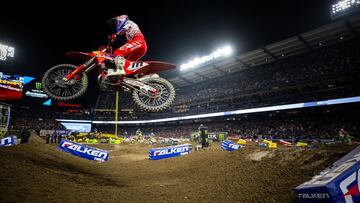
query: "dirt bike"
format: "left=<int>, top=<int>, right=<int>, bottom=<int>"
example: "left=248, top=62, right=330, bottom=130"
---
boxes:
left=42, top=37, right=176, bottom=112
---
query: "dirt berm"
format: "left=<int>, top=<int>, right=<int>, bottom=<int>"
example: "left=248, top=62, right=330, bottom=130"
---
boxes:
left=0, top=135, right=355, bottom=203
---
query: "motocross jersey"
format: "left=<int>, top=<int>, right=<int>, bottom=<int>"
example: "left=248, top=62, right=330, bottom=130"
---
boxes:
left=119, top=20, right=144, bottom=41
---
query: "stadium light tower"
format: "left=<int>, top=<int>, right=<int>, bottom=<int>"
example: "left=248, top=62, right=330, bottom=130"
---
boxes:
left=331, top=0, right=360, bottom=20
left=0, top=43, right=15, bottom=61
left=180, top=45, right=233, bottom=71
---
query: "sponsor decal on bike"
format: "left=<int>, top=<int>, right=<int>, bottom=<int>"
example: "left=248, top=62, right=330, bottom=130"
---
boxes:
left=58, top=140, right=109, bottom=162
left=149, top=144, right=192, bottom=160
left=127, top=61, right=148, bottom=71
left=0, top=136, right=18, bottom=147
left=83, top=58, right=94, bottom=67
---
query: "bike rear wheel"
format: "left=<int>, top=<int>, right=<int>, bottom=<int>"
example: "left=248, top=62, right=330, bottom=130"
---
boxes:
left=132, top=77, right=176, bottom=112
left=42, top=64, right=88, bottom=101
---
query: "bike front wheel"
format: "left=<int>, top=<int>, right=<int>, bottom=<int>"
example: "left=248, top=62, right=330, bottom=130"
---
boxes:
left=42, top=64, right=88, bottom=101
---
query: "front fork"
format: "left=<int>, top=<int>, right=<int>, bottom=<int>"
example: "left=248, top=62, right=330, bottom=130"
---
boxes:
left=65, top=57, right=96, bottom=81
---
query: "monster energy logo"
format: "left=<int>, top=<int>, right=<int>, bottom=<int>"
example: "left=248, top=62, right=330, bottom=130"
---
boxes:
left=35, top=82, right=42, bottom=90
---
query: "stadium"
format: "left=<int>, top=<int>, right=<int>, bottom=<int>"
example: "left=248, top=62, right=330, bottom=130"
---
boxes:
left=1, top=1, right=360, bottom=202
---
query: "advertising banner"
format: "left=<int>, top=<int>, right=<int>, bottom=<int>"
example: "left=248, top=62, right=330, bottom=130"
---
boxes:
left=221, top=140, right=241, bottom=151
left=0, top=136, right=18, bottom=147
left=58, top=140, right=109, bottom=162
left=0, top=74, right=23, bottom=101
left=149, top=144, right=192, bottom=160
left=295, top=145, right=360, bottom=203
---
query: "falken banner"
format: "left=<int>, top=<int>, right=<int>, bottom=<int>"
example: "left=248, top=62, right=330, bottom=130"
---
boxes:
left=0, top=136, right=18, bottom=147
left=295, top=145, right=360, bottom=203
left=221, top=140, right=241, bottom=151
left=58, top=140, right=109, bottom=162
left=149, top=144, right=192, bottom=160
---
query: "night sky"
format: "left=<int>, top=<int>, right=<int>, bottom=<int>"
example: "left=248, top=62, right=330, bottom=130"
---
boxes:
left=0, top=0, right=335, bottom=106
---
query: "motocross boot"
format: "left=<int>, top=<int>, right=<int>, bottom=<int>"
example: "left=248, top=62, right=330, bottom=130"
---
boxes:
left=107, top=56, right=126, bottom=77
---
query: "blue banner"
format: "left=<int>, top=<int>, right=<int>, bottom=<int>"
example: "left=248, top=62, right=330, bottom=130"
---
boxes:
left=0, top=136, right=18, bottom=147
left=58, top=140, right=109, bottom=162
left=258, top=143, right=267, bottom=147
left=296, top=145, right=360, bottom=203
left=221, top=140, right=241, bottom=151
left=149, top=144, right=192, bottom=160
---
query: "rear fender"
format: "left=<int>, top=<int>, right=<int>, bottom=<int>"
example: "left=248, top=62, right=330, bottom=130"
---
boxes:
left=125, top=61, right=176, bottom=76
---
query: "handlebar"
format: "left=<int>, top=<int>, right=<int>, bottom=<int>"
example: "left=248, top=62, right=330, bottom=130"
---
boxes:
left=105, top=35, right=117, bottom=53
left=107, top=35, right=113, bottom=46
left=108, top=34, right=120, bottom=45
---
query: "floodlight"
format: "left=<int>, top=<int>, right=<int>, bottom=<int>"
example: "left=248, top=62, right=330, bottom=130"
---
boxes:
left=180, top=45, right=233, bottom=71
left=0, top=43, right=15, bottom=61
left=331, top=0, right=360, bottom=19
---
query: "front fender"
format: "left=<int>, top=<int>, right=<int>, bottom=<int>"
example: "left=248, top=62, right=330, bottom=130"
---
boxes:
left=65, top=51, right=94, bottom=59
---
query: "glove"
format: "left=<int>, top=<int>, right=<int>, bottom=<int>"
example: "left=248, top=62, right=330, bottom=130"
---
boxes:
left=110, top=34, right=118, bottom=44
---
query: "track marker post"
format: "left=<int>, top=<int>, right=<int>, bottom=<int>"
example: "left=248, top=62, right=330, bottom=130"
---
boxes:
left=115, top=91, right=119, bottom=137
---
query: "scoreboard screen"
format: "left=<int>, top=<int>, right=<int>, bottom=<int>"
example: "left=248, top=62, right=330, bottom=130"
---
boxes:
left=0, top=72, right=25, bottom=101
left=60, top=122, right=92, bottom=132
left=22, top=80, right=52, bottom=106
left=0, top=72, right=52, bottom=105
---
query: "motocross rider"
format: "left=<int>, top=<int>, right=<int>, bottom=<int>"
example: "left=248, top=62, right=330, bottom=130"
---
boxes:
left=106, top=15, right=147, bottom=77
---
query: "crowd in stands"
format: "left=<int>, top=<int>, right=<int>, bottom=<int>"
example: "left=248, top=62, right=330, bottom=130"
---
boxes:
left=94, top=104, right=360, bottom=141
left=7, top=103, right=360, bottom=142
left=9, top=107, right=65, bottom=131
left=92, top=39, right=360, bottom=120
left=174, top=40, right=360, bottom=105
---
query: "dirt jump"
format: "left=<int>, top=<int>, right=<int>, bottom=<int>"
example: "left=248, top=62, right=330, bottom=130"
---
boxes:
left=0, top=134, right=355, bottom=203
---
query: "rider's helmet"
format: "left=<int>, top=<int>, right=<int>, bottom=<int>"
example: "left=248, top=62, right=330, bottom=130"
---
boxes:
left=198, top=124, right=204, bottom=130
left=106, top=15, right=129, bottom=34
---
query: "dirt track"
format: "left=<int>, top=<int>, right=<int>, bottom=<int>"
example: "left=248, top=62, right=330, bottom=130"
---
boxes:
left=0, top=135, right=355, bottom=203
